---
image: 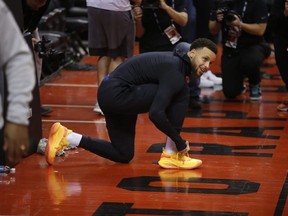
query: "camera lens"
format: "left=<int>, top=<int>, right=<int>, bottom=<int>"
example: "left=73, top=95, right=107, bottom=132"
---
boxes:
left=226, top=13, right=236, bottom=22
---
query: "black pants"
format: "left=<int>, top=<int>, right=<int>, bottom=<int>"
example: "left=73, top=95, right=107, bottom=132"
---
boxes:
left=273, top=34, right=288, bottom=91
left=221, top=44, right=267, bottom=98
left=79, top=78, right=188, bottom=163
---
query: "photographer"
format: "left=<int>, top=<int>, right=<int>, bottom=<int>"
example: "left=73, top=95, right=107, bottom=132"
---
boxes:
left=132, top=0, right=188, bottom=53
left=209, top=0, right=270, bottom=100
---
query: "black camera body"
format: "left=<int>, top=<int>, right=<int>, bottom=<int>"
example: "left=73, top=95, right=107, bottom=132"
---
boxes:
left=34, top=37, right=50, bottom=58
left=217, top=0, right=240, bottom=23
left=141, top=0, right=160, bottom=9
left=34, top=36, right=65, bottom=64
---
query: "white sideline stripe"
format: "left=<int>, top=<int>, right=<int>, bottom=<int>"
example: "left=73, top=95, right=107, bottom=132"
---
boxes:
left=43, top=104, right=94, bottom=108
left=42, top=119, right=106, bottom=124
left=44, top=83, right=98, bottom=87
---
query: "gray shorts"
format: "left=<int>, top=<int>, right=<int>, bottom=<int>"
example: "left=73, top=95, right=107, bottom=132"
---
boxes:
left=87, top=7, right=135, bottom=58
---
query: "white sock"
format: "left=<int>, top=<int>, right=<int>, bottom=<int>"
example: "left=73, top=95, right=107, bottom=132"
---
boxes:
left=66, top=132, right=82, bottom=147
left=164, top=137, right=177, bottom=154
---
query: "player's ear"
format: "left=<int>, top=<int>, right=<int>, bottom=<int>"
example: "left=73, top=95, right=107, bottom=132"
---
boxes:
left=187, top=49, right=196, bottom=58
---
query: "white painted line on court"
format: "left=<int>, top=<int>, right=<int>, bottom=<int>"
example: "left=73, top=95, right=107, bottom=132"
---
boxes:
left=42, top=104, right=94, bottom=108
left=44, top=83, right=98, bottom=87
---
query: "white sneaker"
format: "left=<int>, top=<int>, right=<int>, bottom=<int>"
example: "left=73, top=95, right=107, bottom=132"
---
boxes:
left=93, top=102, right=104, bottom=115
left=199, top=75, right=214, bottom=88
left=202, top=70, right=222, bottom=85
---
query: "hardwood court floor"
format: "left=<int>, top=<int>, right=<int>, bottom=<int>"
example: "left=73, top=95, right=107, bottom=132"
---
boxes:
left=1, top=47, right=288, bottom=216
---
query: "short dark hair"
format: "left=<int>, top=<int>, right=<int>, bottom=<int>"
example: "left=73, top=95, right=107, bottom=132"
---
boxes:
left=190, top=38, right=218, bottom=55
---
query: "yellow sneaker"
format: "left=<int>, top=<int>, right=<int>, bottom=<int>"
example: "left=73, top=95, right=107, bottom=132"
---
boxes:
left=158, top=149, right=202, bottom=169
left=45, top=122, right=72, bottom=165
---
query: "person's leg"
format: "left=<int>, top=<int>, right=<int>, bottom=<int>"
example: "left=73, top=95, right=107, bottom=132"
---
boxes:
left=240, top=45, right=266, bottom=100
left=94, top=56, right=111, bottom=114
left=97, top=56, right=111, bottom=86
left=45, top=114, right=137, bottom=164
left=83, top=82, right=158, bottom=162
left=221, top=51, right=243, bottom=98
left=165, top=85, right=189, bottom=152
left=87, top=7, right=109, bottom=114
left=79, top=113, right=137, bottom=163
left=240, top=45, right=265, bottom=86
left=93, top=9, right=134, bottom=113
left=159, top=86, right=202, bottom=169
left=164, top=137, right=178, bottom=153
left=80, top=61, right=159, bottom=162
left=109, top=56, right=125, bottom=73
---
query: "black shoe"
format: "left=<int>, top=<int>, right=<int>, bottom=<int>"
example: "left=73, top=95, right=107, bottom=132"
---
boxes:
left=249, top=84, right=262, bottom=101
left=189, top=97, right=202, bottom=110
left=41, top=106, right=52, bottom=115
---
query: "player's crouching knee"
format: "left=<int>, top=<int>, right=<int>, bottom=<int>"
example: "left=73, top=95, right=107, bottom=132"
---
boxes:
left=115, top=153, right=134, bottom=163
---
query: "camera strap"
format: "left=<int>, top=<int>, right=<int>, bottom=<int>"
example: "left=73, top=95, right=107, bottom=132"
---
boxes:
left=152, top=0, right=181, bottom=44
left=152, top=10, right=164, bottom=34
left=241, top=1, right=247, bottom=18
left=152, top=0, right=175, bottom=34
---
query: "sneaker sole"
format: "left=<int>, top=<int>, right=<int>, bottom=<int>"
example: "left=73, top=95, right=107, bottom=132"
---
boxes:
left=158, top=161, right=179, bottom=169
left=45, top=123, right=64, bottom=165
left=250, top=96, right=262, bottom=101
left=93, top=108, right=104, bottom=115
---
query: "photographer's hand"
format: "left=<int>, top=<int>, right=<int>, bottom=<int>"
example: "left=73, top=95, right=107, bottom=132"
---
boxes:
left=132, top=5, right=143, bottom=20
left=229, top=17, right=266, bottom=36
left=226, top=15, right=242, bottom=28
left=216, top=9, right=225, bottom=23
left=159, top=0, right=188, bottom=27
left=133, top=1, right=145, bottom=38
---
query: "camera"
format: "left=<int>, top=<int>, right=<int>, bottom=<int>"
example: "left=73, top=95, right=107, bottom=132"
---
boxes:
left=224, top=10, right=239, bottom=23
left=216, top=0, right=240, bottom=23
left=34, top=35, right=67, bottom=74
left=34, top=36, right=54, bottom=58
left=34, top=36, right=64, bottom=59
left=141, top=0, right=160, bottom=9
